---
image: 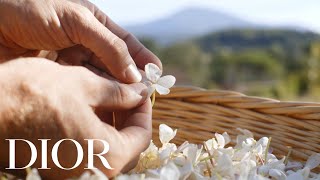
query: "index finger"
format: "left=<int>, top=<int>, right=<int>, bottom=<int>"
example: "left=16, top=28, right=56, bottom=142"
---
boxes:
left=74, top=0, right=162, bottom=70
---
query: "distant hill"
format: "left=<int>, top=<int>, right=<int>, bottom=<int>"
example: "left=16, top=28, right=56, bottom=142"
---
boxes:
left=126, top=7, right=257, bottom=44
left=191, top=29, right=320, bottom=72
left=194, top=29, right=320, bottom=53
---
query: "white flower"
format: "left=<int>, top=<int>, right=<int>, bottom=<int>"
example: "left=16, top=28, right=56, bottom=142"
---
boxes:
left=258, top=157, right=285, bottom=176
left=205, top=138, right=218, bottom=150
left=286, top=161, right=303, bottom=171
left=5, top=124, right=320, bottom=180
left=287, top=171, right=304, bottom=180
left=216, top=153, right=234, bottom=177
left=305, top=153, right=320, bottom=170
left=204, top=132, right=230, bottom=152
left=235, top=128, right=254, bottom=149
left=269, top=169, right=287, bottom=180
left=75, top=167, right=109, bottom=180
left=183, top=144, right=203, bottom=168
left=215, top=132, right=230, bottom=148
left=144, top=63, right=176, bottom=95
left=178, top=161, right=193, bottom=179
left=90, top=168, right=109, bottom=180
left=159, top=124, right=177, bottom=144
left=115, top=174, right=143, bottom=180
left=26, top=168, right=41, bottom=180
left=159, top=162, right=180, bottom=180
left=133, top=141, right=161, bottom=172
left=287, top=167, right=311, bottom=180
left=159, top=143, right=177, bottom=163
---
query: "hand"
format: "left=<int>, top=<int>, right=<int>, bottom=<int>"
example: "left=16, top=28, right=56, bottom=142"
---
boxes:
left=0, top=58, right=152, bottom=179
left=0, top=0, right=162, bottom=83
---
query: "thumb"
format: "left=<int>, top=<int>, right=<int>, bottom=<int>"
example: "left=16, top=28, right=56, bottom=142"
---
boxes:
left=63, top=2, right=142, bottom=83
left=119, top=99, right=153, bottom=172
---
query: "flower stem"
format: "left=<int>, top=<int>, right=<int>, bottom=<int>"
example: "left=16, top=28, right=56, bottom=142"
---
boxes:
left=204, top=159, right=212, bottom=177
left=203, top=141, right=215, bottom=167
left=200, top=155, right=214, bottom=162
left=151, top=92, right=156, bottom=107
left=284, top=146, right=292, bottom=165
left=264, top=137, right=272, bottom=162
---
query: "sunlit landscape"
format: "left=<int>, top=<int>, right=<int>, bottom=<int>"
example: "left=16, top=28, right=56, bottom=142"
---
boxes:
left=93, top=0, right=320, bottom=101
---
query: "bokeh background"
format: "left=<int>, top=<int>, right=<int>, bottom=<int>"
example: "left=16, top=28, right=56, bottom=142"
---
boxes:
left=91, top=0, right=320, bottom=101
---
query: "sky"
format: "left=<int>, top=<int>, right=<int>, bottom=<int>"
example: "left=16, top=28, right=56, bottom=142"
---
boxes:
left=90, top=0, right=320, bottom=33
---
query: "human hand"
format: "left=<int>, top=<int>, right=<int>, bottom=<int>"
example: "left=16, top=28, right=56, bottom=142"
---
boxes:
left=0, top=0, right=162, bottom=83
left=0, top=58, right=152, bottom=179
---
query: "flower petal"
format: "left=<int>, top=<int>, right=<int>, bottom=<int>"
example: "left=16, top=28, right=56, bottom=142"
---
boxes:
left=183, top=144, right=199, bottom=164
left=146, top=84, right=156, bottom=98
left=145, top=63, right=162, bottom=83
left=157, top=75, right=176, bottom=88
left=222, top=132, right=231, bottom=145
left=305, top=153, right=320, bottom=169
left=179, top=161, right=193, bottom=179
left=155, top=84, right=170, bottom=95
left=91, top=168, right=110, bottom=179
left=205, top=138, right=218, bottom=150
left=215, top=133, right=226, bottom=148
left=269, top=169, right=287, bottom=180
left=159, top=124, right=177, bottom=144
left=160, top=162, right=180, bottom=180
left=287, top=171, right=304, bottom=180
left=26, top=169, right=41, bottom=180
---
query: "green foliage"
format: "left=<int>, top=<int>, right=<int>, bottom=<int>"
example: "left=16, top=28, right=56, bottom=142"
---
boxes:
left=160, top=43, right=211, bottom=87
left=211, top=50, right=283, bottom=89
left=139, top=38, right=161, bottom=56
left=194, top=29, right=318, bottom=72
left=140, top=29, right=320, bottom=100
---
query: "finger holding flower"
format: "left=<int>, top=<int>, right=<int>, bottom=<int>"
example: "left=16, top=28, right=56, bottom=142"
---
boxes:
left=142, top=63, right=176, bottom=105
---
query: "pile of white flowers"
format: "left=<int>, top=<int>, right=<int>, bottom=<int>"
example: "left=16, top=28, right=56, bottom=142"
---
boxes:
left=2, top=64, right=319, bottom=179
left=19, top=124, right=320, bottom=180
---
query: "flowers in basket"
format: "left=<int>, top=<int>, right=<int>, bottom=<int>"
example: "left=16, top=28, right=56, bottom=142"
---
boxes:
left=3, top=63, right=320, bottom=180
left=22, top=124, right=320, bottom=180
left=129, top=125, right=320, bottom=180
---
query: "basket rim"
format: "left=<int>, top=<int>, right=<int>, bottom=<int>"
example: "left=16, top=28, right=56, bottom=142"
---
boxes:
left=158, top=86, right=320, bottom=106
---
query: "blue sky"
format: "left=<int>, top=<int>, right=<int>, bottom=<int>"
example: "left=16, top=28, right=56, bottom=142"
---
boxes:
left=90, top=0, right=320, bottom=33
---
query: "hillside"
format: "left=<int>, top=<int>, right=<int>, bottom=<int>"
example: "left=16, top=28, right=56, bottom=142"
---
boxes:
left=126, top=7, right=256, bottom=44
left=140, top=29, right=320, bottom=100
left=192, top=29, right=320, bottom=71
left=194, top=29, right=320, bottom=52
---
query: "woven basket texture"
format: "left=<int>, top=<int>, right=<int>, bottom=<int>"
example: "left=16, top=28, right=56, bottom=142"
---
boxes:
left=152, top=87, right=320, bottom=171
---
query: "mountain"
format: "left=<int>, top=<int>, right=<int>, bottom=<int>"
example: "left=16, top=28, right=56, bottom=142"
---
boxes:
left=194, top=29, right=320, bottom=53
left=126, top=7, right=257, bottom=44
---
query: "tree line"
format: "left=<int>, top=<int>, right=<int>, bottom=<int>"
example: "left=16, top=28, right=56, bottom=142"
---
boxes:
left=140, top=29, right=320, bottom=100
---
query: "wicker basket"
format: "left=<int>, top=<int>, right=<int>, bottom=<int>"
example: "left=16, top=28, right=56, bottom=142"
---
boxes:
left=152, top=86, right=320, bottom=171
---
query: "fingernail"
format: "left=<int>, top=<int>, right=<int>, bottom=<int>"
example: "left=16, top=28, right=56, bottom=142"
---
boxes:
left=131, top=84, right=149, bottom=104
left=126, top=64, right=142, bottom=82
